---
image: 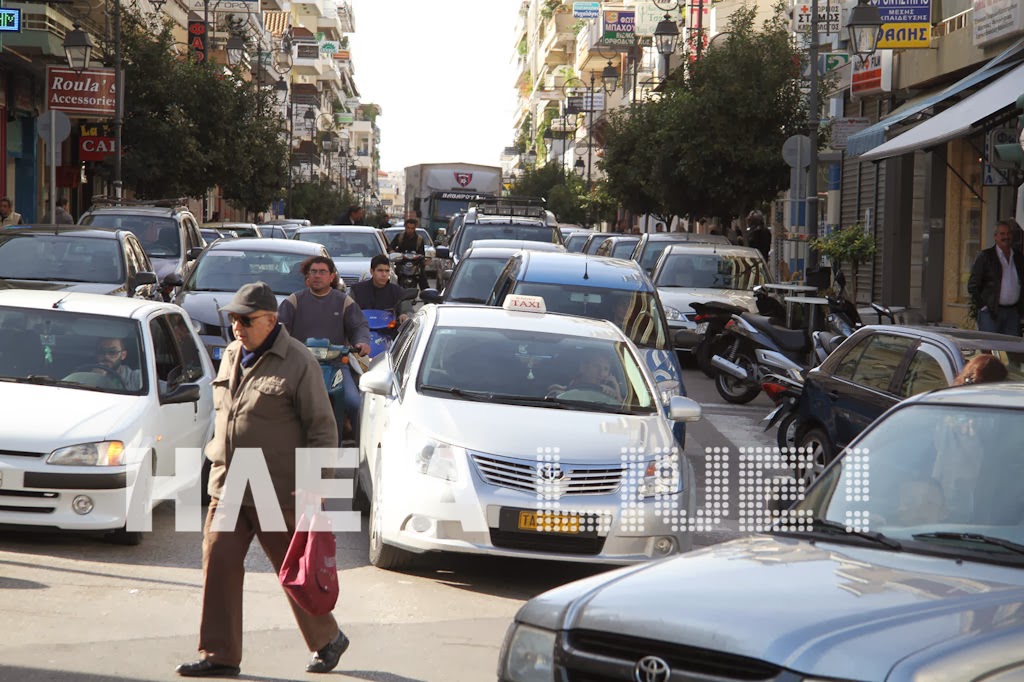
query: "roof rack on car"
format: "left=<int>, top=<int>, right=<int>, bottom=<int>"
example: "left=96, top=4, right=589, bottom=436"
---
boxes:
left=88, top=196, right=189, bottom=210
left=468, top=196, right=548, bottom=219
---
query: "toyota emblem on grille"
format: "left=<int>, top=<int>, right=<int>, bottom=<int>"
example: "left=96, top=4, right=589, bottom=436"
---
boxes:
left=536, top=463, right=565, bottom=482
left=634, top=656, right=671, bottom=682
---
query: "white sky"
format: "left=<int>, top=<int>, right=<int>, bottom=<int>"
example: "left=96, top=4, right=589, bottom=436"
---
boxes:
left=348, top=0, right=521, bottom=174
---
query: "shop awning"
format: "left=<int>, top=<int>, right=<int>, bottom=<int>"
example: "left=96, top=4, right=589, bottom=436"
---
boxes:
left=846, top=37, right=1024, bottom=157
left=858, top=61, right=1024, bottom=161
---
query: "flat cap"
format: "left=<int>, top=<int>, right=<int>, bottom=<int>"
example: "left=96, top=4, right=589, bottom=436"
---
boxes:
left=219, top=281, right=278, bottom=315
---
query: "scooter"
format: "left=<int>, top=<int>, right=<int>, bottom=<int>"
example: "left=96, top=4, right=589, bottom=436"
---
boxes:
left=760, top=373, right=804, bottom=450
left=360, top=288, right=418, bottom=359
left=305, top=338, right=351, bottom=399
left=689, top=301, right=748, bottom=378
left=391, top=252, right=424, bottom=290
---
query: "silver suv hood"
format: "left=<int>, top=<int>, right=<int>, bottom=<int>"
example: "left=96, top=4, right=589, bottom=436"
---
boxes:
left=519, top=535, right=1024, bottom=680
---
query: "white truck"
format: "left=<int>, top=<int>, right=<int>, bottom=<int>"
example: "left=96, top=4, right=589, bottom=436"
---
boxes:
left=404, top=162, right=502, bottom=240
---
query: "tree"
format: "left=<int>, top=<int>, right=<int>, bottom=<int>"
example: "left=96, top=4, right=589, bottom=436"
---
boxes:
left=287, top=181, right=350, bottom=225
left=508, top=162, right=588, bottom=224
left=115, top=11, right=288, bottom=207
left=808, top=225, right=876, bottom=301
left=602, top=4, right=821, bottom=220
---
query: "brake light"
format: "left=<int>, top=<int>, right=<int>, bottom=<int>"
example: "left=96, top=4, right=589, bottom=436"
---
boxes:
left=761, top=382, right=788, bottom=403
left=725, top=319, right=735, bottom=329
left=694, top=314, right=708, bottom=322
left=388, top=320, right=397, bottom=328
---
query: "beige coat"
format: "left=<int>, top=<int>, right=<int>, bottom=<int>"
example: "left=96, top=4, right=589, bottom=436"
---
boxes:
left=205, top=326, right=338, bottom=509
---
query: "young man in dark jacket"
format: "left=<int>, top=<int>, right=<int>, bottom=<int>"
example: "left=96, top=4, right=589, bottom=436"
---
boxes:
left=349, top=254, right=413, bottom=324
left=968, top=220, right=1024, bottom=336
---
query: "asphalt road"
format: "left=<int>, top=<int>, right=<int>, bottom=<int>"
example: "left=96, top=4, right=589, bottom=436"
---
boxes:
left=0, top=363, right=779, bottom=682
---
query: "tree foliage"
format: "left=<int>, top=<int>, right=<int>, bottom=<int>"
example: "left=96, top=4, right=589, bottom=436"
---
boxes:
left=114, top=10, right=288, bottom=211
left=287, top=181, right=350, bottom=225
left=602, top=4, right=818, bottom=219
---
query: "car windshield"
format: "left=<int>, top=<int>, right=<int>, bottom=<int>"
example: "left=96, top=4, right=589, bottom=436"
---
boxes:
left=656, top=252, right=769, bottom=290
left=417, top=327, right=656, bottom=414
left=231, top=226, right=259, bottom=238
left=511, top=283, right=670, bottom=350
left=639, top=241, right=676, bottom=271
left=446, top=257, right=507, bottom=303
left=296, top=232, right=383, bottom=258
left=81, top=215, right=180, bottom=258
left=456, top=223, right=559, bottom=258
left=187, top=249, right=308, bottom=294
left=0, top=234, right=124, bottom=284
left=384, top=228, right=434, bottom=247
left=611, top=240, right=639, bottom=258
left=0, top=307, right=146, bottom=394
left=791, top=403, right=1024, bottom=559
left=565, top=233, right=591, bottom=253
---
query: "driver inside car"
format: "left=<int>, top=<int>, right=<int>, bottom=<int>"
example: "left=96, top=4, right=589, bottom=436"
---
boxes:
left=71, top=337, right=141, bottom=390
left=548, top=348, right=622, bottom=400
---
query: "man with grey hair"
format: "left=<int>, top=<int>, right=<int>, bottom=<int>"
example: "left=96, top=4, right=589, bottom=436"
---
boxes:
left=968, top=220, right=1024, bottom=336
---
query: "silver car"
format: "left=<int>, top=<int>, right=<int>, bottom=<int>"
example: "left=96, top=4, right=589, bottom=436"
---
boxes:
left=500, top=384, right=1024, bottom=681
left=293, top=225, right=390, bottom=289
left=356, top=300, right=701, bottom=570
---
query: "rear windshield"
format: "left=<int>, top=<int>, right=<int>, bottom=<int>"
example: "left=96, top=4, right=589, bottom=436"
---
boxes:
left=446, top=257, right=507, bottom=303
left=0, top=234, right=124, bottom=284
left=296, top=231, right=384, bottom=258
left=81, top=215, right=179, bottom=259
left=456, top=223, right=559, bottom=259
left=655, top=252, right=769, bottom=290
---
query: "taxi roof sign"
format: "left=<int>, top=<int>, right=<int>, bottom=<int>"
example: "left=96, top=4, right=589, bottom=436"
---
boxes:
left=503, top=294, right=546, bottom=313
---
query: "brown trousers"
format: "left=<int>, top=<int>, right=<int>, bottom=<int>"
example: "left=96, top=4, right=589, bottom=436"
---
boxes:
left=197, top=500, right=339, bottom=667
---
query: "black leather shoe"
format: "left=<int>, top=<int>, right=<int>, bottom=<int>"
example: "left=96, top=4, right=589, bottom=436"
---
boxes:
left=175, top=660, right=241, bottom=677
left=306, top=630, right=350, bottom=674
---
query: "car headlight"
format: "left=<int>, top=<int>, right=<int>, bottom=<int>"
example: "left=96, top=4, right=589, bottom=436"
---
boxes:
left=408, top=426, right=463, bottom=482
left=498, top=624, right=556, bottom=682
left=47, top=441, right=125, bottom=466
left=637, top=457, right=682, bottom=497
left=664, top=305, right=684, bottom=321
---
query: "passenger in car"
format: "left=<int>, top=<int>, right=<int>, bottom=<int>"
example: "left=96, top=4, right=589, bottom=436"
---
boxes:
left=548, top=348, right=621, bottom=399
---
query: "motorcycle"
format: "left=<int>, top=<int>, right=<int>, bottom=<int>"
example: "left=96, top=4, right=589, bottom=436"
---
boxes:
left=391, top=251, right=424, bottom=290
left=305, top=338, right=352, bottom=399
left=359, top=288, right=419, bottom=360
left=689, top=301, right=748, bottom=378
left=760, top=373, right=804, bottom=450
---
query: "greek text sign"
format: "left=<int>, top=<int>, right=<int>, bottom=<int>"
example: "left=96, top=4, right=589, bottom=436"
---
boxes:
left=46, top=66, right=117, bottom=118
left=573, top=1, right=600, bottom=18
left=877, top=0, right=932, bottom=48
left=974, top=0, right=1024, bottom=46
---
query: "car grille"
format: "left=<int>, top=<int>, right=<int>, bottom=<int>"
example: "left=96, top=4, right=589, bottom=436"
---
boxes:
left=489, top=529, right=605, bottom=555
left=565, top=630, right=782, bottom=681
left=0, top=489, right=58, bottom=514
left=0, top=449, right=45, bottom=458
left=470, top=453, right=622, bottom=497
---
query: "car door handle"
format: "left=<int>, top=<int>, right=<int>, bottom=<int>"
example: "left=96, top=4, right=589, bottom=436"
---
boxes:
left=827, top=390, right=840, bottom=401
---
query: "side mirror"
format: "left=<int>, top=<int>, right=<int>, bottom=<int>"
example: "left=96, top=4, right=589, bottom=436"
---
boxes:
left=420, top=288, right=442, bottom=304
left=443, top=269, right=453, bottom=280
left=668, top=396, right=702, bottom=422
left=162, top=273, right=184, bottom=287
left=435, top=246, right=450, bottom=259
left=134, top=271, right=158, bottom=288
left=359, top=363, right=394, bottom=396
left=161, top=382, right=201, bottom=405
left=187, top=246, right=204, bottom=261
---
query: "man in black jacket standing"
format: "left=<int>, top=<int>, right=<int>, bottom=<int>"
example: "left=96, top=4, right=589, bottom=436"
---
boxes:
left=968, top=220, right=1024, bottom=336
left=338, top=206, right=364, bottom=225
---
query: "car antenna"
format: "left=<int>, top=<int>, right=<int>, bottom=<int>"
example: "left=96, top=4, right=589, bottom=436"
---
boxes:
left=52, top=293, right=71, bottom=309
left=583, top=256, right=589, bottom=280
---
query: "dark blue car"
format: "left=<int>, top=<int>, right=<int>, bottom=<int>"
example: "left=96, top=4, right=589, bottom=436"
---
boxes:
left=486, top=251, right=689, bottom=448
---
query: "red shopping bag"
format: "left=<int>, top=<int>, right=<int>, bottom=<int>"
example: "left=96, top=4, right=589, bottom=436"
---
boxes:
left=279, top=512, right=339, bottom=616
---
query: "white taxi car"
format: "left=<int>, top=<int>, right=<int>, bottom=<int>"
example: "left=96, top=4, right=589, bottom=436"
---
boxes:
left=356, top=295, right=701, bottom=570
left=0, top=290, right=215, bottom=544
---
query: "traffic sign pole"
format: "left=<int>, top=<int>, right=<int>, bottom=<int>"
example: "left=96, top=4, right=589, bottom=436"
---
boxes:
left=49, top=109, right=56, bottom=223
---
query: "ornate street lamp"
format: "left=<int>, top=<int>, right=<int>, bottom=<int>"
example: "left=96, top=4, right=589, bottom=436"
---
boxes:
left=602, top=61, right=620, bottom=94
left=304, top=107, right=316, bottom=139
left=63, top=24, right=94, bottom=72
left=654, top=15, right=679, bottom=79
left=574, top=159, right=585, bottom=177
left=524, top=146, right=538, bottom=169
left=226, top=34, right=246, bottom=67
left=273, top=76, right=289, bottom=107
left=847, top=0, right=883, bottom=61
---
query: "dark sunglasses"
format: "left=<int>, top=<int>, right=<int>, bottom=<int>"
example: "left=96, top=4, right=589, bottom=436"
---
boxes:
left=229, top=313, right=268, bottom=328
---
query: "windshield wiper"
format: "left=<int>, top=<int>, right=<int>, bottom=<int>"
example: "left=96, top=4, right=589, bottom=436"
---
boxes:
left=911, top=532, right=1024, bottom=556
left=450, top=296, right=486, bottom=303
left=3, top=375, right=81, bottom=388
left=418, top=385, right=492, bottom=399
left=790, top=518, right=903, bottom=550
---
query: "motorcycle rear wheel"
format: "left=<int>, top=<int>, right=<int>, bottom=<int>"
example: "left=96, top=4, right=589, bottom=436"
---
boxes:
left=714, top=352, right=761, bottom=404
left=776, top=413, right=799, bottom=450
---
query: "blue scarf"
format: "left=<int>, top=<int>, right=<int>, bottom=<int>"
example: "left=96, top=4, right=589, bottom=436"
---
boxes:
left=240, top=324, right=282, bottom=369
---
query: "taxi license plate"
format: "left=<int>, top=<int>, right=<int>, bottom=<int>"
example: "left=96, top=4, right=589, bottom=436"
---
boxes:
left=695, top=321, right=709, bottom=335
left=518, top=511, right=581, bottom=534
left=212, top=346, right=223, bottom=361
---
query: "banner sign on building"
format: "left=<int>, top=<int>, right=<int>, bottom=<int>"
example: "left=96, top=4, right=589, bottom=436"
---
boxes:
left=635, top=1, right=682, bottom=35
left=188, top=20, right=207, bottom=62
left=793, top=0, right=841, bottom=34
left=600, top=9, right=636, bottom=46
left=80, top=136, right=116, bottom=160
left=830, top=117, right=871, bottom=149
left=973, top=0, right=1024, bottom=46
left=573, top=1, right=600, bottom=18
left=189, top=0, right=258, bottom=13
left=46, top=66, right=117, bottom=118
left=876, top=0, right=931, bottom=48
left=851, top=49, right=892, bottom=96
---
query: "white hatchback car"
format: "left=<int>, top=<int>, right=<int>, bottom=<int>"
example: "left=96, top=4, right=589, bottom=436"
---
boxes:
left=0, top=290, right=215, bottom=544
left=357, top=296, right=701, bottom=570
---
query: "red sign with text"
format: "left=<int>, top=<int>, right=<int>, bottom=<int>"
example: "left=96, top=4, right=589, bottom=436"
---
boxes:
left=80, top=135, right=116, bottom=161
left=188, top=20, right=208, bottom=62
left=46, top=66, right=116, bottom=118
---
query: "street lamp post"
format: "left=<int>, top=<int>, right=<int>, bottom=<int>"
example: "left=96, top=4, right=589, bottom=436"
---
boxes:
left=653, top=14, right=679, bottom=80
